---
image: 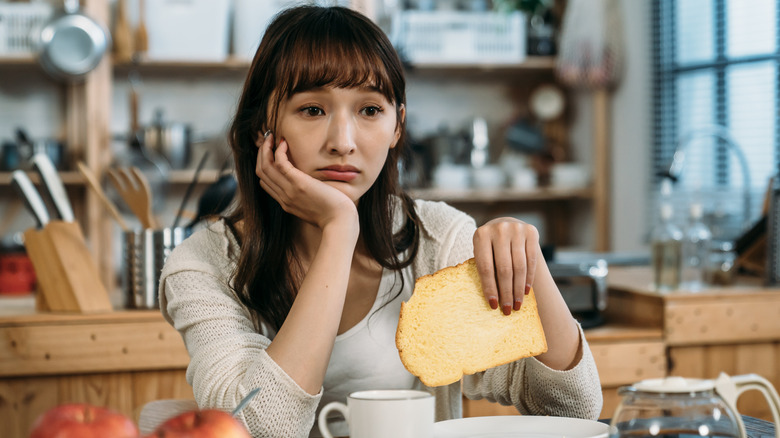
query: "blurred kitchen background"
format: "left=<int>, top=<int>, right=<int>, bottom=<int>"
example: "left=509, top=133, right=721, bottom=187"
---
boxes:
left=0, top=0, right=777, bottom=305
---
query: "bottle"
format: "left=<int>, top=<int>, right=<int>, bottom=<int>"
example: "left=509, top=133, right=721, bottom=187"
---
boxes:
left=680, top=202, right=712, bottom=291
left=651, top=203, right=683, bottom=292
left=766, top=175, right=780, bottom=285
left=704, top=240, right=737, bottom=286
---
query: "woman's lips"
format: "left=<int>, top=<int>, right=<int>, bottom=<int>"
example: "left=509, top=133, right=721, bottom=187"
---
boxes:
left=319, top=166, right=359, bottom=182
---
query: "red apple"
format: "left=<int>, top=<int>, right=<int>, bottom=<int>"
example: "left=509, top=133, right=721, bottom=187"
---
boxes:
left=29, top=403, right=139, bottom=438
left=144, top=409, right=250, bottom=438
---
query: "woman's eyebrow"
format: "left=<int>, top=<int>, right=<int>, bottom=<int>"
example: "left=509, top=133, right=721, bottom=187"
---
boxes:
left=357, top=83, right=381, bottom=92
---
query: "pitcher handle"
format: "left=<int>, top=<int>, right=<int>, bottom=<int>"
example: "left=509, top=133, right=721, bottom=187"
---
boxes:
left=318, top=401, right=348, bottom=438
left=730, top=373, right=780, bottom=438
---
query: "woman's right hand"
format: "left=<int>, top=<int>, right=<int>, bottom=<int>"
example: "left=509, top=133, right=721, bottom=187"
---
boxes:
left=255, top=132, right=358, bottom=231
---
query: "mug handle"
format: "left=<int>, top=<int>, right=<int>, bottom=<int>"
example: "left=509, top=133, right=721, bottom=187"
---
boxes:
left=318, top=401, right=349, bottom=438
left=716, top=373, right=780, bottom=438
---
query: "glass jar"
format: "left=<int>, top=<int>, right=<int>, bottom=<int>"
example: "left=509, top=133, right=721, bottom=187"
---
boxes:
left=703, top=240, right=737, bottom=286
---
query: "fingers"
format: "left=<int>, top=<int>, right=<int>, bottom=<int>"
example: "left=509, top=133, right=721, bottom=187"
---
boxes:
left=256, top=132, right=297, bottom=193
left=511, top=238, right=526, bottom=310
left=474, top=233, right=498, bottom=311
left=256, top=132, right=284, bottom=196
left=524, top=235, right=538, bottom=296
left=492, top=233, right=517, bottom=316
left=474, top=219, right=540, bottom=316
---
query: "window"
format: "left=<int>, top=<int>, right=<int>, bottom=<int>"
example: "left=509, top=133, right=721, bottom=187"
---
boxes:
left=652, top=0, right=779, bottom=241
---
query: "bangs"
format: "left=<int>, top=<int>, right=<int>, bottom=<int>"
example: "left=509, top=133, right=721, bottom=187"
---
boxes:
left=273, top=12, right=396, bottom=103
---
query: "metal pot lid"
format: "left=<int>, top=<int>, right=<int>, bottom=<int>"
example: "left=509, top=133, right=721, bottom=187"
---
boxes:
left=39, top=14, right=108, bottom=78
left=632, top=376, right=715, bottom=393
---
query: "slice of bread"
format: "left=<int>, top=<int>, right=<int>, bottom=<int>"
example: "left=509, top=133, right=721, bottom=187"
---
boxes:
left=396, top=258, right=548, bottom=387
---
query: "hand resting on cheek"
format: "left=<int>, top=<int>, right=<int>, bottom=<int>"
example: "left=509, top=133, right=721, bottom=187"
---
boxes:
left=255, top=132, right=358, bottom=231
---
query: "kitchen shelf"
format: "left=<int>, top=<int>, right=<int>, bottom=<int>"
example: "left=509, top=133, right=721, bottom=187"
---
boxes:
left=409, top=186, right=592, bottom=203
left=167, top=168, right=222, bottom=185
left=1, top=170, right=227, bottom=187
left=409, top=56, right=556, bottom=71
left=0, top=171, right=84, bottom=186
left=113, top=56, right=251, bottom=76
left=0, top=55, right=37, bottom=66
left=112, top=55, right=557, bottom=77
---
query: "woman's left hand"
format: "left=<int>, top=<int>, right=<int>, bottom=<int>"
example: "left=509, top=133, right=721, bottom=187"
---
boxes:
left=473, top=217, right=540, bottom=316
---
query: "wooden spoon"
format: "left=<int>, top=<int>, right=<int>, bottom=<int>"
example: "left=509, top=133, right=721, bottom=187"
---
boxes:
left=113, top=0, right=134, bottom=62
left=135, top=0, right=149, bottom=55
left=77, top=162, right=129, bottom=231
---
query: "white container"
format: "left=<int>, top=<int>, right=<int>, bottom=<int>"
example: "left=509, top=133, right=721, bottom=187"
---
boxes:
left=510, top=167, right=537, bottom=189
left=145, top=0, right=231, bottom=61
left=433, top=163, right=471, bottom=189
left=551, top=163, right=590, bottom=189
left=391, top=10, right=526, bottom=64
left=0, top=2, right=53, bottom=57
left=471, top=165, right=506, bottom=189
left=232, top=0, right=291, bottom=61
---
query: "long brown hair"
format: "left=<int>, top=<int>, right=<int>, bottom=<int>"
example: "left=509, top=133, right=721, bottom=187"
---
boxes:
left=226, top=6, right=420, bottom=331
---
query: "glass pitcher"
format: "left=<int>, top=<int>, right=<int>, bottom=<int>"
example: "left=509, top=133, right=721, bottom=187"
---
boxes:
left=610, top=373, right=780, bottom=438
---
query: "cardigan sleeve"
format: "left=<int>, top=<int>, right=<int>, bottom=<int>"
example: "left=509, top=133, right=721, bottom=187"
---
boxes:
left=162, top=269, right=321, bottom=438
left=461, top=323, right=603, bottom=420
left=417, top=201, right=603, bottom=419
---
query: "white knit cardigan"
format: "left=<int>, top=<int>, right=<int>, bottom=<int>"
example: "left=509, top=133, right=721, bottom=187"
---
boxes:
left=159, top=199, right=603, bottom=437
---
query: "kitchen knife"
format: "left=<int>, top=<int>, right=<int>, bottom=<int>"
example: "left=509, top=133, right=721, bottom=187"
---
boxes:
left=11, top=170, right=50, bottom=228
left=32, top=152, right=75, bottom=222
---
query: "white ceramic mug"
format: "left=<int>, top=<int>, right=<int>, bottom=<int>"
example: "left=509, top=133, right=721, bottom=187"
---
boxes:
left=317, top=389, right=434, bottom=438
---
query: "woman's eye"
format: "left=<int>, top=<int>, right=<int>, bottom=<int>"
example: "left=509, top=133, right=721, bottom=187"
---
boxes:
left=300, top=106, right=324, bottom=117
left=360, top=106, right=383, bottom=117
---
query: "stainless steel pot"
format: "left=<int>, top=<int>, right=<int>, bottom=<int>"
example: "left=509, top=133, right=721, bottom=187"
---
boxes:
left=142, top=109, right=192, bottom=169
left=37, top=0, right=110, bottom=82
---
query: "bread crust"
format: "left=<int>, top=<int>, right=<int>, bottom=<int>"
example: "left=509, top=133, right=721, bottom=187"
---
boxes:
left=396, top=258, right=548, bottom=387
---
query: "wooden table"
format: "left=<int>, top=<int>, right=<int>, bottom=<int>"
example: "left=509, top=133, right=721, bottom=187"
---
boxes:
left=606, top=266, right=780, bottom=422
left=0, top=299, right=192, bottom=438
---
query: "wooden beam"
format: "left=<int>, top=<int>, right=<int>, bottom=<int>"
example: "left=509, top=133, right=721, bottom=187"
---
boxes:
left=593, top=89, right=611, bottom=251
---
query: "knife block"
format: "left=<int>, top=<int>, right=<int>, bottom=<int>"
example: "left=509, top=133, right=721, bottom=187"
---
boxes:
left=23, top=221, right=113, bottom=313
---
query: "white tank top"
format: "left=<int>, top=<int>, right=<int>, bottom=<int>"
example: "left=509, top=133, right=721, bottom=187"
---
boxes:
left=312, top=267, right=422, bottom=437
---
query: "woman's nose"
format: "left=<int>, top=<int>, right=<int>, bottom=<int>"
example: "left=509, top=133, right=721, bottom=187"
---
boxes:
left=326, top=113, right=356, bottom=155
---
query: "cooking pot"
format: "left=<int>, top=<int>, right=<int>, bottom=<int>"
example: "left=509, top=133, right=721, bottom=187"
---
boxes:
left=610, top=373, right=780, bottom=438
left=142, top=109, right=192, bottom=169
left=37, top=0, right=110, bottom=82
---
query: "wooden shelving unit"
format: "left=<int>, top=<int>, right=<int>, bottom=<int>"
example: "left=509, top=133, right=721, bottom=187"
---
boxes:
left=0, top=171, right=83, bottom=186
left=0, top=169, right=223, bottom=186
left=0, top=55, right=36, bottom=65
left=1, top=1, right=611, bottom=291
left=409, top=186, right=592, bottom=203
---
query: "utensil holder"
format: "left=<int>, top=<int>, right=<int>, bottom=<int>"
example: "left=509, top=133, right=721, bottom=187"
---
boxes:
left=124, top=227, right=190, bottom=310
left=23, top=221, right=112, bottom=313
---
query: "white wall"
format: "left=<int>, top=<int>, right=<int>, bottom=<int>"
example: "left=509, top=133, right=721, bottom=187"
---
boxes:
left=609, top=0, right=652, bottom=251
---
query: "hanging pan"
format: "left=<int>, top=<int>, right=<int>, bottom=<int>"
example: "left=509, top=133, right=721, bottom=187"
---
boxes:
left=37, top=0, right=110, bottom=82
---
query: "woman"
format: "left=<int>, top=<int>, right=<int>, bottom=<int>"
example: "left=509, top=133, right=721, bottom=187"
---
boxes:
left=159, top=5, right=602, bottom=437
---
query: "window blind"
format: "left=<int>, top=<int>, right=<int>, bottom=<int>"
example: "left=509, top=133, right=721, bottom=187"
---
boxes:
left=651, top=0, right=780, bottom=242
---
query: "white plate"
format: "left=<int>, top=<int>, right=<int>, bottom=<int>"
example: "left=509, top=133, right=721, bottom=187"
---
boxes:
left=434, top=416, right=609, bottom=438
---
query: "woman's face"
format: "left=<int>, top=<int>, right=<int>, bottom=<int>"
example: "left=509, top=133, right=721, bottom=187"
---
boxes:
left=273, top=86, right=404, bottom=203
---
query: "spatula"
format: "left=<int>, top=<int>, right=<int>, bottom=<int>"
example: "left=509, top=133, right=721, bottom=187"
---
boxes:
left=108, top=166, right=158, bottom=229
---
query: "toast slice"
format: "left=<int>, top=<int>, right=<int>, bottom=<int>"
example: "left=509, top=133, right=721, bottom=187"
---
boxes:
left=396, top=258, right=548, bottom=387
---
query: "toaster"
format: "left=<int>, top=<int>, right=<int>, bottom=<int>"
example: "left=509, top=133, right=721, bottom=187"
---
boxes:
left=548, top=259, right=608, bottom=328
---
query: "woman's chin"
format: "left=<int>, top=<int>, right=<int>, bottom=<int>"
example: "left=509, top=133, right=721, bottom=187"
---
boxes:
left=324, top=181, right=364, bottom=204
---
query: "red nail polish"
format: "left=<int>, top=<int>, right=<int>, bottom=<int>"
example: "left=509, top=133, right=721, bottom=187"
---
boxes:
left=513, top=299, right=522, bottom=311
left=502, top=304, right=511, bottom=316
left=525, top=284, right=531, bottom=295
left=489, top=297, right=498, bottom=310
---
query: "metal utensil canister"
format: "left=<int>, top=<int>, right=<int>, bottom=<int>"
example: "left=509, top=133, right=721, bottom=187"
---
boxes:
left=124, top=227, right=190, bottom=309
